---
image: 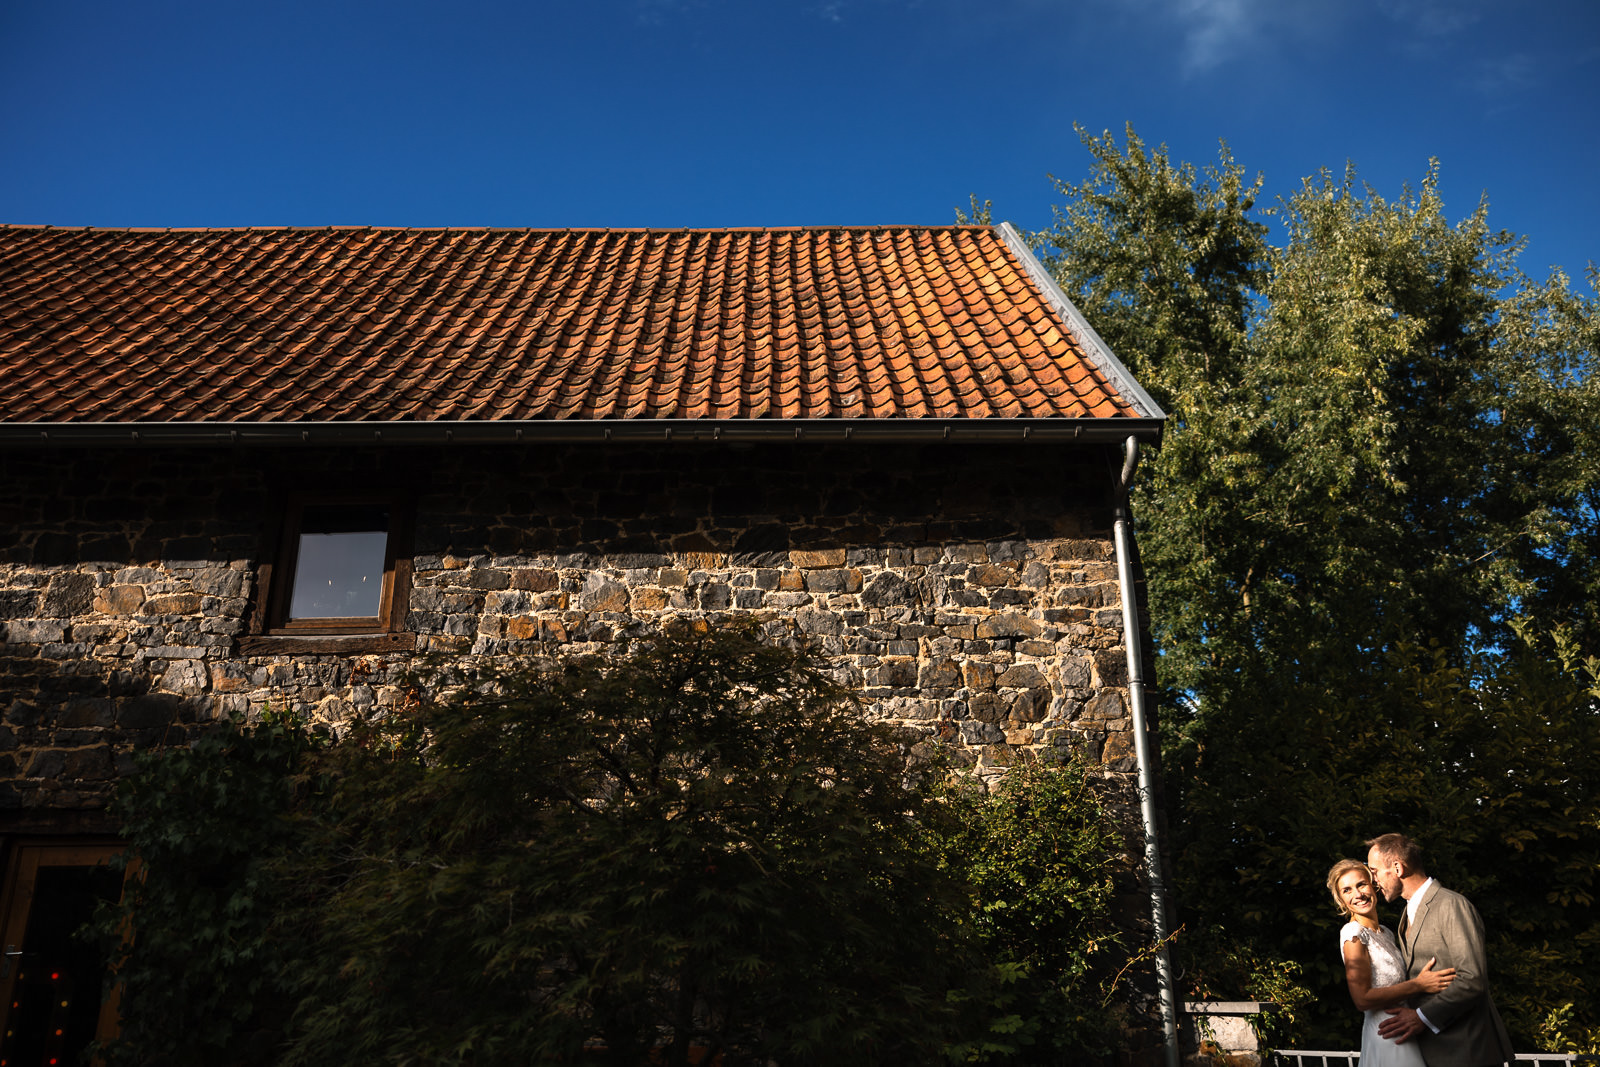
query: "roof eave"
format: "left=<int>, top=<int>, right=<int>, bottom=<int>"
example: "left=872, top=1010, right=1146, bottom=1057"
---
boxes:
left=1, top=417, right=1165, bottom=449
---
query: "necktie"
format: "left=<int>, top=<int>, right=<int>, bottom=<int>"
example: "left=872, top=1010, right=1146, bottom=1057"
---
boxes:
left=1398, top=910, right=1409, bottom=944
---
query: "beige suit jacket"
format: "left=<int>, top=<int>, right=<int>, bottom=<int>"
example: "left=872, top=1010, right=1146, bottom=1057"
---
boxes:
left=1402, top=882, right=1514, bottom=1067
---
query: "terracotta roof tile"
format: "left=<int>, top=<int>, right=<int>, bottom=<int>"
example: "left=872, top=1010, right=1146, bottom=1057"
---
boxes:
left=0, top=225, right=1157, bottom=428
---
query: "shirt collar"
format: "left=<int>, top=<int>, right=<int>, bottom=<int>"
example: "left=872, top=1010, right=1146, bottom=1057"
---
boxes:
left=1406, top=877, right=1435, bottom=923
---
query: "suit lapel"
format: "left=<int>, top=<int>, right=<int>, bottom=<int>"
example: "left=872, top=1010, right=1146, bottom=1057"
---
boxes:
left=1406, top=884, right=1438, bottom=968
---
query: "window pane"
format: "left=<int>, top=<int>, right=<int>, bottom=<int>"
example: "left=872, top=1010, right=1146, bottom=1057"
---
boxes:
left=288, top=505, right=389, bottom=620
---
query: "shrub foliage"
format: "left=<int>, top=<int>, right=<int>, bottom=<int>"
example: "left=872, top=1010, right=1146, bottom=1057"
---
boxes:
left=101, top=623, right=1145, bottom=1065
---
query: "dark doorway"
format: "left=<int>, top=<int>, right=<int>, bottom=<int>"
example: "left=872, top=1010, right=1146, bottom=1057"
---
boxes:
left=0, top=842, right=125, bottom=1067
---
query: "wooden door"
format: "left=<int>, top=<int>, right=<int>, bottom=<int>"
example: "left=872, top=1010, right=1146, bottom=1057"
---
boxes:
left=0, top=842, right=125, bottom=1067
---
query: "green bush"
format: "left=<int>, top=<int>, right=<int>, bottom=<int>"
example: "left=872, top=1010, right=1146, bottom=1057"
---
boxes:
left=281, top=622, right=982, bottom=1066
left=934, top=759, right=1144, bottom=1063
left=97, top=710, right=324, bottom=1066
left=100, top=623, right=1150, bottom=1065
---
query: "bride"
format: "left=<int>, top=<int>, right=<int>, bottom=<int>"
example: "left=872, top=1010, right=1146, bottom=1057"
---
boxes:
left=1326, top=859, right=1456, bottom=1066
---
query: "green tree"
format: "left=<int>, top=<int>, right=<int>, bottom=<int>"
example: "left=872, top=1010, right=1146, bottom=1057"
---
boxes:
left=1031, top=125, right=1273, bottom=711
left=1194, top=637, right=1600, bottom=1049
left=102, top=624, right=1164, bottom=1065
left=285, top=622, right=986, bottom=1066
left=1031, top=125, right=1600, bottom=1049
left=105, top=624, right=1036, bottom=1066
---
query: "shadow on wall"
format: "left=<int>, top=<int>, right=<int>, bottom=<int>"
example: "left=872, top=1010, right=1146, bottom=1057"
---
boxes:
left=1, top=585, right=207, bottom=828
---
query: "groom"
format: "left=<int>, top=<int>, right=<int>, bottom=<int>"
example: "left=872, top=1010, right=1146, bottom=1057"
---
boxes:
left=1365, top=833, right=1514, bottom=1067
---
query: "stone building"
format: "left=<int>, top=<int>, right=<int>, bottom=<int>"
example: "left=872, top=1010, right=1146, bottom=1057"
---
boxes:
left=0, top=223, right=1168, bottom=1057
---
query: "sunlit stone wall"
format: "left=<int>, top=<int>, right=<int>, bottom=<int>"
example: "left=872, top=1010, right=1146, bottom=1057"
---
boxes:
left=0, top=442, right=1150, bottom=824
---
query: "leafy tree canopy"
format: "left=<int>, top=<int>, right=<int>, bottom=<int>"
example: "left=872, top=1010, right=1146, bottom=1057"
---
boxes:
left=283, top=621, right=975, bottom=1066
left=1028, top=124, right=1600, bottom=1050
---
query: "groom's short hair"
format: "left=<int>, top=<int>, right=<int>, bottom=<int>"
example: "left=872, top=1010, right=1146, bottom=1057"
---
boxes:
left=1366, top=832, right=1424, bottom=872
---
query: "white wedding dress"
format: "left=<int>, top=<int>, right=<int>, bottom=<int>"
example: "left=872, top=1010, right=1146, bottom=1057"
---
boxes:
left=1339, top=921, right=1427, bottom=1067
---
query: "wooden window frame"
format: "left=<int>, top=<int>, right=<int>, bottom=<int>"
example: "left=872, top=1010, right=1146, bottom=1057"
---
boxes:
left=240, top=492, right=416, bottom=655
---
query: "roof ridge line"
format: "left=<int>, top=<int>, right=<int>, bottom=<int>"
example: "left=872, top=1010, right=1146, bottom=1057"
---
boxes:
left=0, top=223, right=1000, bottom=235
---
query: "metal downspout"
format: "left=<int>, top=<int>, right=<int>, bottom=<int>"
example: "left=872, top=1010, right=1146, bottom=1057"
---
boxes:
left=1111, top=435, right=1180, bottom=1067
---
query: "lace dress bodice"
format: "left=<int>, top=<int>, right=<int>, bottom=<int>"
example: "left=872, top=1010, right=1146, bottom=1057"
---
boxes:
left=1340, top=921, right=1407, bottom=990
left=1338, top=920, right=1425, bottom=1067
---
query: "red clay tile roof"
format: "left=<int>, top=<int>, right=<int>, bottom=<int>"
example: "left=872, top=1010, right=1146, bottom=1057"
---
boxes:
left=0, top=225, right=1161, bottom=436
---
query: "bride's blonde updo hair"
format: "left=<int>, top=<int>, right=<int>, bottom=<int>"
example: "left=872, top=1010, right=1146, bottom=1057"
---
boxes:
left=1326, top=858, right=1370, bottom=915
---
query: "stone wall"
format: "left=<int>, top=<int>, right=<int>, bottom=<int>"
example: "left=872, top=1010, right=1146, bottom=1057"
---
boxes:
left=0, top=441, right=1148, bottom=828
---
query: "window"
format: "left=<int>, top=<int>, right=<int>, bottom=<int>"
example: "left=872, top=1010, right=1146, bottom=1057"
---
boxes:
left=284, top=502, right=392, bottom=626
left=241, top=493, right=414, bottom=653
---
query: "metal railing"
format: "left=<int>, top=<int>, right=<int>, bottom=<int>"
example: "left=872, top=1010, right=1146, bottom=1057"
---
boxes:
left=1271, top=1052, right=1358, bottom=1067
left=1273, top=1054, right=1595, bottom=1067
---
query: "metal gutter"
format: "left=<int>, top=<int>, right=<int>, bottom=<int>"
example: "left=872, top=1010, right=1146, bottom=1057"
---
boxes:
left=996, top=222, right=1167, bottom=422
left=1109, top=435, right=1180, bottom=1067
left=0, top=417, right=1165, bottom=449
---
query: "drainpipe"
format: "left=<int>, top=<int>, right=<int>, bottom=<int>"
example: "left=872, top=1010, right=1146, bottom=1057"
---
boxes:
left=1111, top=435, right=1180, bottom=1067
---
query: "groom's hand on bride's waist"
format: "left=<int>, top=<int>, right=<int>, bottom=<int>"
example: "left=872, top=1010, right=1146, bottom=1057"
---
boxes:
left=1378, top=1006, right=1426, bottom=1043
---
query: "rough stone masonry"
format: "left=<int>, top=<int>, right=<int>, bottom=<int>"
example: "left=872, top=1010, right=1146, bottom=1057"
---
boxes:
left=0, top=440, right=1147, bottom=824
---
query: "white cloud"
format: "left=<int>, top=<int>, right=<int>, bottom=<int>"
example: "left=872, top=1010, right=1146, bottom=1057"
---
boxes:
left=1114, top=0, right=1337, bottom=77
left=1376, top=0, right=1488, bottom=38
left=1473, top=52, right=1536, bottom=95
left=1172, top=0, right=1257, bottom=74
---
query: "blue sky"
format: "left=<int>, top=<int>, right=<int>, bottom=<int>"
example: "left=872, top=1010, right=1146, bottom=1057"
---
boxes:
left=2, top=0, right=1596, bottom=281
